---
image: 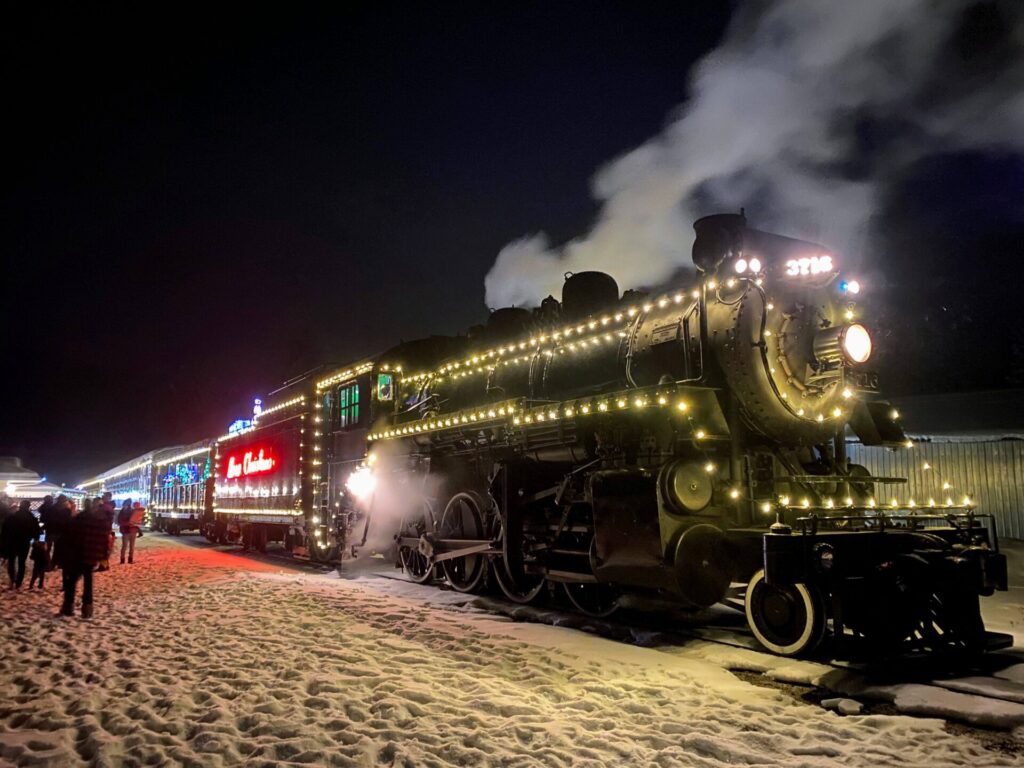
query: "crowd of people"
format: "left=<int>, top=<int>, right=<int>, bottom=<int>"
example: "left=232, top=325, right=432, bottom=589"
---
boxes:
left=0, top=492, right=145, bottom=618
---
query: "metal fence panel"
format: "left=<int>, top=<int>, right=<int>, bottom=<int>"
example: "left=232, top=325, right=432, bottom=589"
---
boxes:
left=847, top=440, right=1024, bottom=541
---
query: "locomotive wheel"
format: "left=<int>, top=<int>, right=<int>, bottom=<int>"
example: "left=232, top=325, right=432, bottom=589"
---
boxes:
left=561, top=582, right=620, bottom=618
left=494, top=562, right=546, bottom=604
left=842, top=554, right=930, bottom=649
left=439, top=492, right=488, bottom=593
left=744, top=569, right=825, bottom=657
left=492, top=519, right=546, bottom=604
left=397, top=498, right=436, bottom=584
left=923, top=586, right=986, bottom=654
left=307, top=534, right=336, bottom=564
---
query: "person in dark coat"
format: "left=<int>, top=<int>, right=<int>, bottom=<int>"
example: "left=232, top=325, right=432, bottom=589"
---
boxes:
left=99, top=493, right=115, bottom=525
left=96, top=494, right=115, bottom=572
left=2, top=500, right=41, bottom=588
left=0, top=498, right=10, bottom=567
left=0, top=497, right=10, bottom=533
left=60, top=501, right=112, bottom=618
left=29, top=540, right=49, bottom=589
left=47, top=496, right=73, bottom=571
left=37, top=495, right=55, bottom=556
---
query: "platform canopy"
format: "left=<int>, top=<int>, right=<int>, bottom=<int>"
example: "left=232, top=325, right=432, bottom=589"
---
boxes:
left=0, top=456, right=82, bottom=502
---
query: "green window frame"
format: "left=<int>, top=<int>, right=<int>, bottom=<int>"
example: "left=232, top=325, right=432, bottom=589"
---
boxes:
left=338, top=383, right=360, bottom=429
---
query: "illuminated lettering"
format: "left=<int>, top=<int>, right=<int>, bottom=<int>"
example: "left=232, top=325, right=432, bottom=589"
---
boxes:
left=224, top=447, right=277, bottom=479
left=785, top=254, right=834, bottom=277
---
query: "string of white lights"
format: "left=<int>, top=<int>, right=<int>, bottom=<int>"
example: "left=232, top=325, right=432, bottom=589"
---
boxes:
left=155, top=445, right=212, bottom=467
left=316, top=361, right=375, bottom=391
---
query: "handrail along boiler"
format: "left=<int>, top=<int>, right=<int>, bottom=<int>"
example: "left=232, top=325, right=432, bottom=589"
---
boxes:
left=347, top=212, right=1010, bottom=657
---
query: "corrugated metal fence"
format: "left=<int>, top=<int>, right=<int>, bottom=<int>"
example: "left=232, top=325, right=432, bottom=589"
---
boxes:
left=847, top=440, right=1024, bottom=541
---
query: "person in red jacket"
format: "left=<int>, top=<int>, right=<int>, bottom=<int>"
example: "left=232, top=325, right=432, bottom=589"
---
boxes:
left=59, top=501, right=112, bottom=618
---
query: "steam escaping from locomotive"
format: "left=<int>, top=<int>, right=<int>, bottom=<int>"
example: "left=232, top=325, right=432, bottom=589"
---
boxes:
left=344, top=441, right=453, bottom=561
left=484, top=0, right=1024, bottom=308
left=345, top=463, right=377, bottom=502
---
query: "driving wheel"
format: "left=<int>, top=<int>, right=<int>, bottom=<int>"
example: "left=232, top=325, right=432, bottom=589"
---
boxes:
left=439, top=492, right=488, bottom=593
left=397, top=498, right=436, bottom=584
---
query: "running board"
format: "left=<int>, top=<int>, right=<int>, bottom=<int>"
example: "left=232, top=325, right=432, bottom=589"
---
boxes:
left=543, top=570, right=599, bottom=584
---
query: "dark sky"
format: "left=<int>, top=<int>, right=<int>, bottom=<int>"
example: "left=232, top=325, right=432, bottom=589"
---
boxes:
left=3, top=3, right=1022, bottom=483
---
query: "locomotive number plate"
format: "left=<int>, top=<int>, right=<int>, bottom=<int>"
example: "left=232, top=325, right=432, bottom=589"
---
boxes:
left=651, top=322, right=681, bottom=345
left=848, top=369, right=879, bottom=392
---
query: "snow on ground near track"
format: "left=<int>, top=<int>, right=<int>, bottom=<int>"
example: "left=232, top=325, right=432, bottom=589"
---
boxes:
left=0, top=537, right=1021, bottom=767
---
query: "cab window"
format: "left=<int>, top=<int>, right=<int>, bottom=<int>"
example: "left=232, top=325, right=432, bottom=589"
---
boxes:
left=337, top=383, right=360, bottom=429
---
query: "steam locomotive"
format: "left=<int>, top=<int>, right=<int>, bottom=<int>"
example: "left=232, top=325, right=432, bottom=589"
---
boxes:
left=117, top=213, right=1011, bottom=658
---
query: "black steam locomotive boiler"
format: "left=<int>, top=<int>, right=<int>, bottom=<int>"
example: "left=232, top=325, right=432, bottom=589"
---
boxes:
left=350, top=213, right=1009, bottom=657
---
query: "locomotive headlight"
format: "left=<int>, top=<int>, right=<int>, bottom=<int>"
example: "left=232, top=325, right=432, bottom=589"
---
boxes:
left=735, top=259, right=748, bottom=273
left=814, top=323, right=873, bottom=365
left=841, top=323, right=872, bottom=363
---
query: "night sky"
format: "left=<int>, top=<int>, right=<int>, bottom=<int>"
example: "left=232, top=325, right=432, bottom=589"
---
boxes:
left=3, top=3, right=1022, bottom=483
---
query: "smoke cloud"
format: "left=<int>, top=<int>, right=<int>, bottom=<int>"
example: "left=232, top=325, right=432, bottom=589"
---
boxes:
left=484, top=0, right=1024, bottom=308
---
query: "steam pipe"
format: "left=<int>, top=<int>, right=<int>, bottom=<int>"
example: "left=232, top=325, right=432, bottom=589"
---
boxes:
left=359, top=490, right=376, bottom=548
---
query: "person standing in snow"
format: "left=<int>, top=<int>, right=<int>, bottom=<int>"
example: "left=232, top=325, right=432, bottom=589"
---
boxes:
left=28, top=539, right=50, bottom=589
left=0, top=497, right=10, bottom=569
left=60, top=499, right=110, bottom=618
left=94, top=494, right=115, bottom=572
left=100, top=493, right=116, bottom=524
left=118, top=500, right=143, bottom=564
left=2, top=500, right=40, bottom=589
left=48, top=496, right=73, bottom=571
left=37, top=495, right=55, bottom=556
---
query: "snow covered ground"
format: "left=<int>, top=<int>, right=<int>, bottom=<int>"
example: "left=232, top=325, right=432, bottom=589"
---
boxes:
left=0, top=536, right=1021, bottom=767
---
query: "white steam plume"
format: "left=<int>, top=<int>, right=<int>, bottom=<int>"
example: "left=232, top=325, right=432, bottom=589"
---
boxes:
left=344, top=439, right=449, bottom=568
left=484, top=0, right=1024, bottom=308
